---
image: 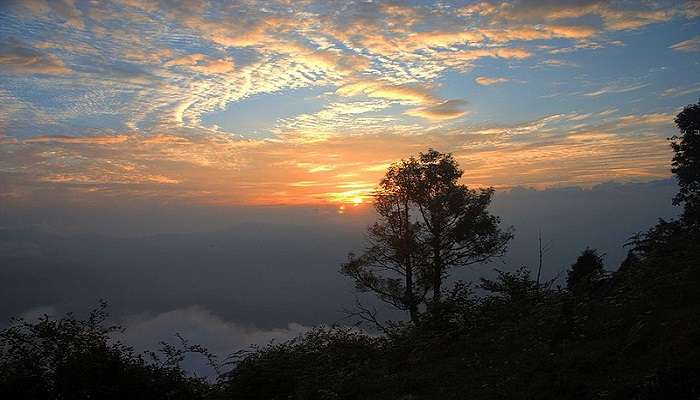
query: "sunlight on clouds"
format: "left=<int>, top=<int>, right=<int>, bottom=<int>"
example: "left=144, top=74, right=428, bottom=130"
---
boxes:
left=0, top=110, right=678, bottom=206
left=475, top=77, right=510, bottom=86
left=405, top=100, right=468, bottom=121
left=670, top=35, right=700, bottom=52
left=0, top=0, right=697, bottom=206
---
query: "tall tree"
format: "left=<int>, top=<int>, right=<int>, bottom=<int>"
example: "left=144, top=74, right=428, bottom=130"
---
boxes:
left=671, top=100, right=700, bottom=227
left=341, top=159, right=427, bottom=322
left=412, top=150, right=513, bottom=306
left=342, top=149, right=512, bottom=322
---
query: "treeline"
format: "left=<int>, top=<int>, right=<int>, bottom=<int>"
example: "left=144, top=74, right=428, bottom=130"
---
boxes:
left=1, top=101, right=699, bottom=399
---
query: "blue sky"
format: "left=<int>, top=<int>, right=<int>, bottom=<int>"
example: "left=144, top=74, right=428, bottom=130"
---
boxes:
left=0, top=0, right=699, bottom=206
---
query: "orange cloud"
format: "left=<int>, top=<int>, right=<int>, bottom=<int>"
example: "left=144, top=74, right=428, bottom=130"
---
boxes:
left=336, top=80, right=437, bottom=104
left=475, top=76, right=509, bottom=85
left=166, top=53, right=235, bottom=74
left=23, top=135, right=130, bottom=145
left=4, top=110, right=676, bottom=206
left=405, top=100, right=467, bottom=120
left=467, top=1, right=675, bottom=33
left=0, top=45, right=71, bottom=75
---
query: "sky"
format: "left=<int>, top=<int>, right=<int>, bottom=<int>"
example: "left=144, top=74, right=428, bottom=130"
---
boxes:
left=0, top=0, right=698, bottom=208
left=0, top=0, right=699, bottom=375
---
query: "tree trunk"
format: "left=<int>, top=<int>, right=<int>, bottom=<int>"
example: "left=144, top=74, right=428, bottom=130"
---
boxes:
left=409, top=301, right=418, bottom=323
left=431, top=236, right=442, bottom=306
left=405, top=261, right=417, bottom=323
left=403, top=198, right=418, bottom=323
left=432, top=270, right=441, bottom=305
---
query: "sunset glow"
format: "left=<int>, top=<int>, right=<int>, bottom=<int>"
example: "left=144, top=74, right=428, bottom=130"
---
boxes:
left=0, top=1, right=698, bottom=206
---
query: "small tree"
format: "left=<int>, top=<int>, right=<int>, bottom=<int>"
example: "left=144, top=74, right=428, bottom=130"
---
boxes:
left=566, top=248, right=605, bottom=293
left=342, top=149, right=512, bottom=323
left=671, top=100, right=700, bottom=227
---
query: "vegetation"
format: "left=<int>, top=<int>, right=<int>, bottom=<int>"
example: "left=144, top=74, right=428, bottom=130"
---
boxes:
left=672, top=101, right=700, bottom=228
left=0, top=301, right=213, bottom=399
left=2, top=101, right=699, bottom=399
left=341, top=149, right=512, bottom=323
left=566, top=248, right=606, bottom=293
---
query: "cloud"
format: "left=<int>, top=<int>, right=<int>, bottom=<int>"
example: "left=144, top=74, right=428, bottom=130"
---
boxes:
left=468, top=1, right=677, bottom=32
left=441, top=47, right=531, bottom=65
left=18, top=0, right=85, bottom=30
left=404, top=30, right=486, bottom=49
left=583, top=82, right=649, bottom=97
left=23, top=135, right=130, bottom=145
left=670, top=35, right=700, bottom=52
left=118, top=0, right=160, bottom=14
left=335, top=80, right=468, bottom=121
left=475, top=76, right=510, bottom=85
left=264, top=41, right=369, bottom=75
left=0, top=0, right=692, bottom=206
left=483, top=24, right=598, bottom=42
left=1, top=108, right=678, bottom=207
left=336, top=80, right=437, bottom=104
left=166, top=53, right=236, bottom=74
left=538, top=59, right=578, bottom=68
left=118, top=306, right=311, bottom=376
left=405, top=100, right=467, bottom=120
left=662, top=83, right=700, bottom=98
left=0, top=42, right=72, bottom=75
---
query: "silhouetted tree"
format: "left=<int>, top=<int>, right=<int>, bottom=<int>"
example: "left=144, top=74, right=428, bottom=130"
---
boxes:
left=617, top=249, right=641, bottom=275
left=342, top=149, right=512, bottom=323
left=671, top=99, right=700, bottom=227
left=412, top=149, right=513, bottom=307
left=342, top=158, right=428, bottom=322
left=566, top=248, right=605, bottom=293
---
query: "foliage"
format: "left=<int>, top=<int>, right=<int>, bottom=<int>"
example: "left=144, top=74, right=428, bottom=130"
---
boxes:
left=342, top=149, right=512, bottom=323
left=671, top=99, right=700, bottom=226
left=341, top=156, right=427, bottom=321
left=566, top=248, right=606, bottom=293
left=220, top=327, right=386, bottom=400
left=0, top=301, right=212, bottom=400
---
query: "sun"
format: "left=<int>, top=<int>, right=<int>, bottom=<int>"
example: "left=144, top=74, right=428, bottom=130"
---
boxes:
left=351, top=196, right=364, bottom=206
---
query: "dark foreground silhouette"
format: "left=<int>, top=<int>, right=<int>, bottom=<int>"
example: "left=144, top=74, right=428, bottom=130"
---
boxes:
left=2, top=101, right=699, bottom=399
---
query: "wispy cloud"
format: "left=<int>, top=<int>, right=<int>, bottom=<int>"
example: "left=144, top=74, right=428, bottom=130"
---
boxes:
left=0, top=110, right=677, bottom=205
left=405, top=100, right=467, bottom=121
left=0, top=0, right=694, bottom=205
left=583, top=83, right=650, bottom=97
left=670, top=35, right=700, bottom=52
left=662, top=83, right=700, bottom=98
left=475, top=76, right=510, bottom=85
left=0, top=41, right=72, bottom=75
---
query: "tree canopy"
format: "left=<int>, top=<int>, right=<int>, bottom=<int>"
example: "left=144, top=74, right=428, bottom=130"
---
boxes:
left=342, top=149, right=512, bottom=323
left=566, top=248, right=605, bottom=293
left=671, top=99, right=700, bottom=227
